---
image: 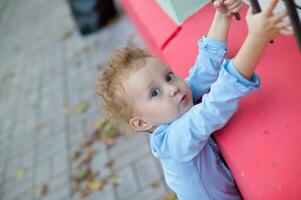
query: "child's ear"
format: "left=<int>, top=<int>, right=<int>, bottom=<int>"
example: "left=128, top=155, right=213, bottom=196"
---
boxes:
left=129, top=117, right=153, bottom=131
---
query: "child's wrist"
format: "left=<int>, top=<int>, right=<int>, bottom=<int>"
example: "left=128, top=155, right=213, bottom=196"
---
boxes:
left=215, top=10, right=232, bottom=20
left=246, top=33, right=269, bottom=47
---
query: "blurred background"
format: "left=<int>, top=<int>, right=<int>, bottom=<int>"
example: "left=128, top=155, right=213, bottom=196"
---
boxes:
left=0, top=0, right=175, bottom=199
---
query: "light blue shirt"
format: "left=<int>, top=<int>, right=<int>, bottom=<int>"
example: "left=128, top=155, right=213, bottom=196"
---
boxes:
left=149, top=36, right=260, bottom=200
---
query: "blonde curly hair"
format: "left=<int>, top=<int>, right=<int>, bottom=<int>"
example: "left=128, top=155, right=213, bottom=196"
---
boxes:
left=96, top=46, right=151, bottom=125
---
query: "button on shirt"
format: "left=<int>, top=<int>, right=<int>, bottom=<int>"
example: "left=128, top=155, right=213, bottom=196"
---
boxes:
left=150, top=36, right=260, bottom=200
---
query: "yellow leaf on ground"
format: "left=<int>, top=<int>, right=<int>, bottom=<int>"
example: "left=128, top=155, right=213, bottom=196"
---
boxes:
left=75, top=102, right=89, bottom=114
left=86, top=180, right=106, bottom=190
left=161, top=192, right=178, bottom=200
left=14, top=168, right=27, bottom=181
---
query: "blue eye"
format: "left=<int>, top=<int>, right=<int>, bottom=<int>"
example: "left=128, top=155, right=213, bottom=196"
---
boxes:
left=151, top=88, right=160, bottom=97
left=166, top=72, right=174, bottom=82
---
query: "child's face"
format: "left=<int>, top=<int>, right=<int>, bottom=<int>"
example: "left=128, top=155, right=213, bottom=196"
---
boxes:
left=124, top=57, right=193, bottom=131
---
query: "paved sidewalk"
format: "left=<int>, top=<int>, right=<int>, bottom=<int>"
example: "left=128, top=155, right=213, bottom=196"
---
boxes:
left=0, top=0, right=170, bottom=199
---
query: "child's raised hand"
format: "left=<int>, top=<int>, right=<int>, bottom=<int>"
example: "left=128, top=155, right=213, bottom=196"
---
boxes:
left=246, top=0, right=293, bottom=43
left=213, top=0, right=242, bottom=17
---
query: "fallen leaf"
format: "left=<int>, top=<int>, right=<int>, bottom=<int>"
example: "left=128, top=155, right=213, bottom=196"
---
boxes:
left=72, top=180, right=80, bottom=193
left=150, top=180, right=160, bottom=188
left=31, top=186, right=37, bottom=194
left=161, top=192, right=178, bottom=200
left=92, top=117, right=108, bottom=129
left=59, top=29, right=72, bottom=41
left=102, top=121, right=117, bottom=136
left=86, top=180, right=106, bottom=191
left=70, top=149, right=81, bottom=161
left=76, top=46, right=91, bottom=55
left=4, top=138, right=12, bottom=149
left=73, top=168, right=89, bottom=183
left=14, top=168, right=27, bottom=181
left=80, top=187, right=90, bottom=199
left=96, top=63, right=105, bottom=70
left=98, top=135, right=116, bottom=147
left=75, top=102, right=89, bottom=114
left=40, top=184, right=48, bottom=196
left=80, top=135, right=95, bottom=148
left=82, top=148, right=96, bottom=165
left=35, top=123, right=45, bottom=131
left=104, top=160, right=115, bottom=168
left=69, top=116, right=126, bottom=199
left=107, top=173, right=119, bottom=186
left=87, top=170, right=100, bottom=181
left=94, top=118, right=119, bottom=147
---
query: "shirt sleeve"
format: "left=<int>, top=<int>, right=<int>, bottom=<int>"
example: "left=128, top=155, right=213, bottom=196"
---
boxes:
left=186, top=36, right=228, bottom=104
left=155, top=60, right=260, bottom=162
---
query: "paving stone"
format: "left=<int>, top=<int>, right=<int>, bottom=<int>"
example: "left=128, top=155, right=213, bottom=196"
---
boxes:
left=36, top=147, right=61, bottom=167
left=5, top=157, right=19, bottom=180
left=37, top=172, right=70, bottom=200
left=48, top=171, right=69, bottom=190
left=90, top=146, right=111, bottom=178
left=111, top=134, right=152, bottom=170
left=15, top=151, right=34, bottom=171
left=51, top=149, right=69, bottom=177
left=69, top=118, right=85, bottom=136
left=35, top=159, right=51, bottom=185
left=3, top=173, right=34, bottom=200
left=133, top=155, right=162, bottom=189
left=20, top=116, right=38, bottom=134
left=125, top=183, right=167, bottom=200
left=36, top=143, right=65, bottom=164
left=80, top=108, right=100, bottom=136
left=1, top=117, right=15, bottom=135
left=3, top=167, right=33, bottom=190
left=116, top=166, right=139, bottom=199
left=49, top=113, right=66, bottom=135
left=85, top=184, right=116, bottom=200
left=0, top=0, right=165, bottom=200
left=9, top=138, right=35, bottom=160
left=0, top=152, right=4, bottom=171
left=110, top=133, right=148, bottom=158
left=14, top=190, right=34, bottom=200
left=40, top=94, right=65, bottom=119
left=40, top=186, right=70, bottom=200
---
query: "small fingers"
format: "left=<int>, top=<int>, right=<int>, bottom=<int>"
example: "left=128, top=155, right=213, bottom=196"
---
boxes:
left=224, top=0, right=242, bottom=13
left=264, top=0, right=279, bottom=15
left=223, top=0, right=235, bottom=6
left=230, top=6, right=241, bottom=13
left=270, top=10, right=288, bottom=24
left=279, top=28, right=294, bottom=35
left=213, top=0, right=222, bottom=8
left=246, top=6, right=253, bottom=16
left=275, top=18, right=291, bottom=29
left=227, top=0, right=241, bottom=10
left=275, top=18, right=294, bottom=35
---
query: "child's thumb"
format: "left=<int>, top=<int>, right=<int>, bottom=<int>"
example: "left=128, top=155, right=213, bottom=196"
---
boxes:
left=245, top=6, right=254, bottom=21
left=246, top=6, right=253, bottom=16
left=213, top=0, right=222, bottom=9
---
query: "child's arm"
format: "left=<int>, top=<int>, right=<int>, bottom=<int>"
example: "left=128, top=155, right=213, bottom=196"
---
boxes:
left=207, top=11, right=232, bottom=42
left=207, top=0, right=242, bottom=42
left=233, top=0, right=293, bottom=79
left=185, top=0, right=242, bottom=102
left=161, top=0, right=293, bottom=163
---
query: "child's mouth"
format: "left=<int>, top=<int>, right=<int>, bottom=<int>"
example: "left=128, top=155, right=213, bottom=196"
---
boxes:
left=180, top=94, right=186, bottom=103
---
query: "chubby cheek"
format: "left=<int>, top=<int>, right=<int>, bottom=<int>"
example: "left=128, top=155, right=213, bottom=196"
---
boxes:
left=161, top=104, right=181, bottom=122
left=188, top=90, right=194, bottom=105
left=185, top=85, right=193, bottom=103
left=146, top=103, right=178, bottom=123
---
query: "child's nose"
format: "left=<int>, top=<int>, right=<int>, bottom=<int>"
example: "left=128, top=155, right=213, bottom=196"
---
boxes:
left=169, top=84, right=180, bottom=96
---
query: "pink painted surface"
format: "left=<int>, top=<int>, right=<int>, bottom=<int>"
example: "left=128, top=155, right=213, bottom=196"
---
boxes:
left=121, top=1, right=301, bottom=199
left=120, top=0, right=180, bottom=60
